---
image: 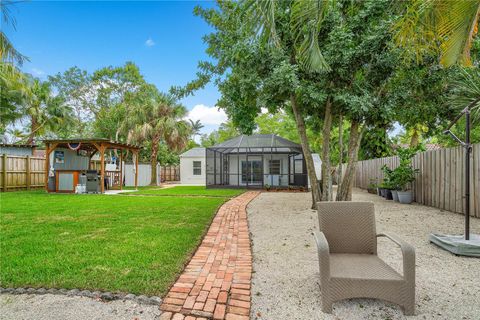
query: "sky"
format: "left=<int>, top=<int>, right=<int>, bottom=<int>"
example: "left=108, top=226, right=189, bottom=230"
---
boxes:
left=4, top=0, right=228, bottom=137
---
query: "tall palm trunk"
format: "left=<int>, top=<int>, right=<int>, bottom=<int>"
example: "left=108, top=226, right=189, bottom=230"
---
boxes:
left=321, top=97, right=333, bottom=201
left=290, top=94, right=320, bottom=209
left=150, top=136, right=160, bottom=186
left=336, top=120, right=363, bottom=201
left=27, top=116, right=39, bottom=145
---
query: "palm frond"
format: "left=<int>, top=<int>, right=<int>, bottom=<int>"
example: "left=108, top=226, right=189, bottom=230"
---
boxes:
left=0, top=31, right=28, bottom=65
left=435, top=0, right=480, bottom=66
left=291, top=0, right=330, bottom=72
left=449, top=67, right=480, bottom=120
left=242, top=0, right=279, bottom=47
left=394, top=0, right=480, bottom=67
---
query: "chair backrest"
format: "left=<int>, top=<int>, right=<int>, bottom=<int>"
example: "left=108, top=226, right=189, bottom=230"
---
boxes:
left=317, top=201, right=377, bottom=254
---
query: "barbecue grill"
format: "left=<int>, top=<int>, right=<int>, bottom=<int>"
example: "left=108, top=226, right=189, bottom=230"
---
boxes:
left=86, top=170, right=100, bottom=193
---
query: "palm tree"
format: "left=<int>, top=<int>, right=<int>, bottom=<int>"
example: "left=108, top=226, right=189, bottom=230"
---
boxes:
left=189, top=119, right=204, bottom=141
left=394, top=0, right=480, bottom=67
left=22, top=77, right=71, bottom=145
left=0, top=62, right=28, bottom=133
left=0, top=0, right=28, bottom=65
left=449, top=67, right=480, bottom=118
left=127, top=90, right=191, bottom=185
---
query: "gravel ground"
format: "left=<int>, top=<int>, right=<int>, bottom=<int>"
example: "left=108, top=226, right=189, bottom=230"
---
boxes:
left=247, top=188, right=480, bottom=320
left=0, top=294, right=161, bottom=320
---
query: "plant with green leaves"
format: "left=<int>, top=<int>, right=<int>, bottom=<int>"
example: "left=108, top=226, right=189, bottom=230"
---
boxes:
left=125, top=87, right=191, bottom=185
left=393, top=147, right=419, bottom=191
left=394, top=0, right=480, bottom=67
left=20, top=76, right=73, bottom=145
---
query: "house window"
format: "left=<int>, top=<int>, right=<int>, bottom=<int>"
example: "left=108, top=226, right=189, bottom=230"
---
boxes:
left=269, top=160, right=281, bottom=174
left=193, top=161, right=202, bottom=175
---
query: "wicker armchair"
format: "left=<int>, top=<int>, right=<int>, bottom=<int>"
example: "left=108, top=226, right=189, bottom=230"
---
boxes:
left=314, top=202, right=415, bottom=315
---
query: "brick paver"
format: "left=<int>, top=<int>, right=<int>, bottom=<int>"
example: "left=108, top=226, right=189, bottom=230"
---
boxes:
left=160, top=191, right=259, bottom=320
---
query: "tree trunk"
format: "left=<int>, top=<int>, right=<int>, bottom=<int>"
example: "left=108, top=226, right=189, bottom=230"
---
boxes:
left=337, top=113, right=343, bottom=186
left=27, top=117, right=38, bottom=145
left=320, top=97, right=333, bottom=201
left=409, top=129, right=419, bottom=147
left=150, top=137, right=160, bottom=185
left=290, top=94, right=320, bottom=209
left=336, top=120, right=364, bottom=201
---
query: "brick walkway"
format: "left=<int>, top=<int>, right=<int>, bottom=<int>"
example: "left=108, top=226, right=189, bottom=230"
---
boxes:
left=160, top=191, right=260, bottom=320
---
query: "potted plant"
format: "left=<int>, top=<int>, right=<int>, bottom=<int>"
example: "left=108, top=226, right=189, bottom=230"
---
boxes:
left=389, top=169, right=400, bottom=202
left=265, top=184, right=271, bottom=191
left=381, top=165, right=394, bottom=200
left=395, top=148, right=419, bottom=204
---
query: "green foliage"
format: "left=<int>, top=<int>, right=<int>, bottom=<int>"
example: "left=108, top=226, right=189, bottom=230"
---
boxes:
left=383, top=147, right=419, bottom=191
left=393, top=0, right=480, bottom=67
left=359, top=126, right=394, bottom=160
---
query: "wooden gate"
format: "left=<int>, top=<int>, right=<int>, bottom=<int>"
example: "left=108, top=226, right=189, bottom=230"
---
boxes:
left=160, top=165, right=180, bottom=182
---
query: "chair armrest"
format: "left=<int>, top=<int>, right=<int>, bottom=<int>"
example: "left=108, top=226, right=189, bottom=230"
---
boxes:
left=377, top=232, right=415, bottom=283
left=313, top=231, right=330, bottom=282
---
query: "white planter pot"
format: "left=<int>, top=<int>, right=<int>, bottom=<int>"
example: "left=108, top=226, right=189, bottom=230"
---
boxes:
left=397, top=191, right=413, bottom=204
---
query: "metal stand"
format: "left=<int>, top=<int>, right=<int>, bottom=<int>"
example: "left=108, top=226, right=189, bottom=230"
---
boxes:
left=429, top=98, right=480, bottom=257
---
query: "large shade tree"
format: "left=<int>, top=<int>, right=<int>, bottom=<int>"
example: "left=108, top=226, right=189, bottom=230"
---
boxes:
left=173, top=0, right=332, bottom=207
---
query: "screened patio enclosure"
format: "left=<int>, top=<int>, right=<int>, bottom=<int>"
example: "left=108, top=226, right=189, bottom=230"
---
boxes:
left=206, top=134, right=308, bottom=189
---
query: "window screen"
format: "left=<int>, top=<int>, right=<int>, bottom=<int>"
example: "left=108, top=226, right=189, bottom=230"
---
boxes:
left=269, top=160, right=281, bottom=174
left=193, top=161, right=202, bottom=175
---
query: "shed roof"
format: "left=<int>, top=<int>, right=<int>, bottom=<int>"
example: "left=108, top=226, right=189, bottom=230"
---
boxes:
left=180, top=147, right=205, bottom=157
left=0, top=143, right=36, bottom=148
left=208, top=134, right=302, bottom=154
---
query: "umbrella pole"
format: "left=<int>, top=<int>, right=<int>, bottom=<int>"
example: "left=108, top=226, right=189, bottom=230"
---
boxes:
left=465, top=109, right=470, bottom=240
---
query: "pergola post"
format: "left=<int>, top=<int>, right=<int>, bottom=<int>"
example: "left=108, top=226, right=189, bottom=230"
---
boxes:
left=99, top=143, right=106, bottom=193
left=44, top=143, right=50, bottom=192
left=134, top=150, right=139, bottom=190
left=44, top=142, right=58, bottom=192
left=119, top=150, right=123, bottom=190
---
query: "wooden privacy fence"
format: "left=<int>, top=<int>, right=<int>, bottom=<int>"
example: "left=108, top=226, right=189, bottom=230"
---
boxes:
left=343, top=143, right=480, bottom=218
left=160, top=165, right=180, bottom=182
left=0, top=154, right=46, bottom=191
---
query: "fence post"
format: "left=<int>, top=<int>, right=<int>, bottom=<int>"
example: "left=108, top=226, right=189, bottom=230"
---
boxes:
left=2, top=154, right=7, bottom=192
left=26, top=155, right=31, bottom=190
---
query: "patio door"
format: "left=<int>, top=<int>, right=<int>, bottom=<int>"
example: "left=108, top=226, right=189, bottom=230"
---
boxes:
left=241, top=160, right=262, bottom=185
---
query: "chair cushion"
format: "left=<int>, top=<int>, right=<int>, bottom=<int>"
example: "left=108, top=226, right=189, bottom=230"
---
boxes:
left=330, top=254, right=402, bottom=281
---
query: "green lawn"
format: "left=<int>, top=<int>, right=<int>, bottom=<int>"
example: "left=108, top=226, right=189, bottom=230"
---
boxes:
left=126, top=186, right=246, bottom=197
left=0, top=190, right=229, bottom=296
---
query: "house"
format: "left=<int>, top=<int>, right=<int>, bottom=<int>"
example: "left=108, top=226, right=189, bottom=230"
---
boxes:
left=180, top=147, right=206, bottom=185
left=180, top=134, right=321, bottom=189
left=0, top=144, right=36, bottom=156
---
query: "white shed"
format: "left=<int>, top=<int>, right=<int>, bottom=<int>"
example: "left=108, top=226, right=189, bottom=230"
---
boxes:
left=180, top=147, right=206, bottom=185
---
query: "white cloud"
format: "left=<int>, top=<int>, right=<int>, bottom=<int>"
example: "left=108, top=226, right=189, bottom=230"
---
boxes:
left=187, top=104, right=227, bottom=126
left=145, top=38, right=155, bottom=47
left=31, top=68, right=45, bottom=76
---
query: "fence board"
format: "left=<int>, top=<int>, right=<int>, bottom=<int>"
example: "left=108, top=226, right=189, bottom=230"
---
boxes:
left=348, top=143, right=479, bottom=218
left=0, top=155, right=46, bottom=191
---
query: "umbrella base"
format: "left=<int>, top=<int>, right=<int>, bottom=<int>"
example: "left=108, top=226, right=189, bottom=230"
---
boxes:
left=429, top=233, right=480, bottom=257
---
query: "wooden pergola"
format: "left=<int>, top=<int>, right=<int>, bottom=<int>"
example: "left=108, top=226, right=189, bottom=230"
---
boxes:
left=43, top=139, right=141, bottom=193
